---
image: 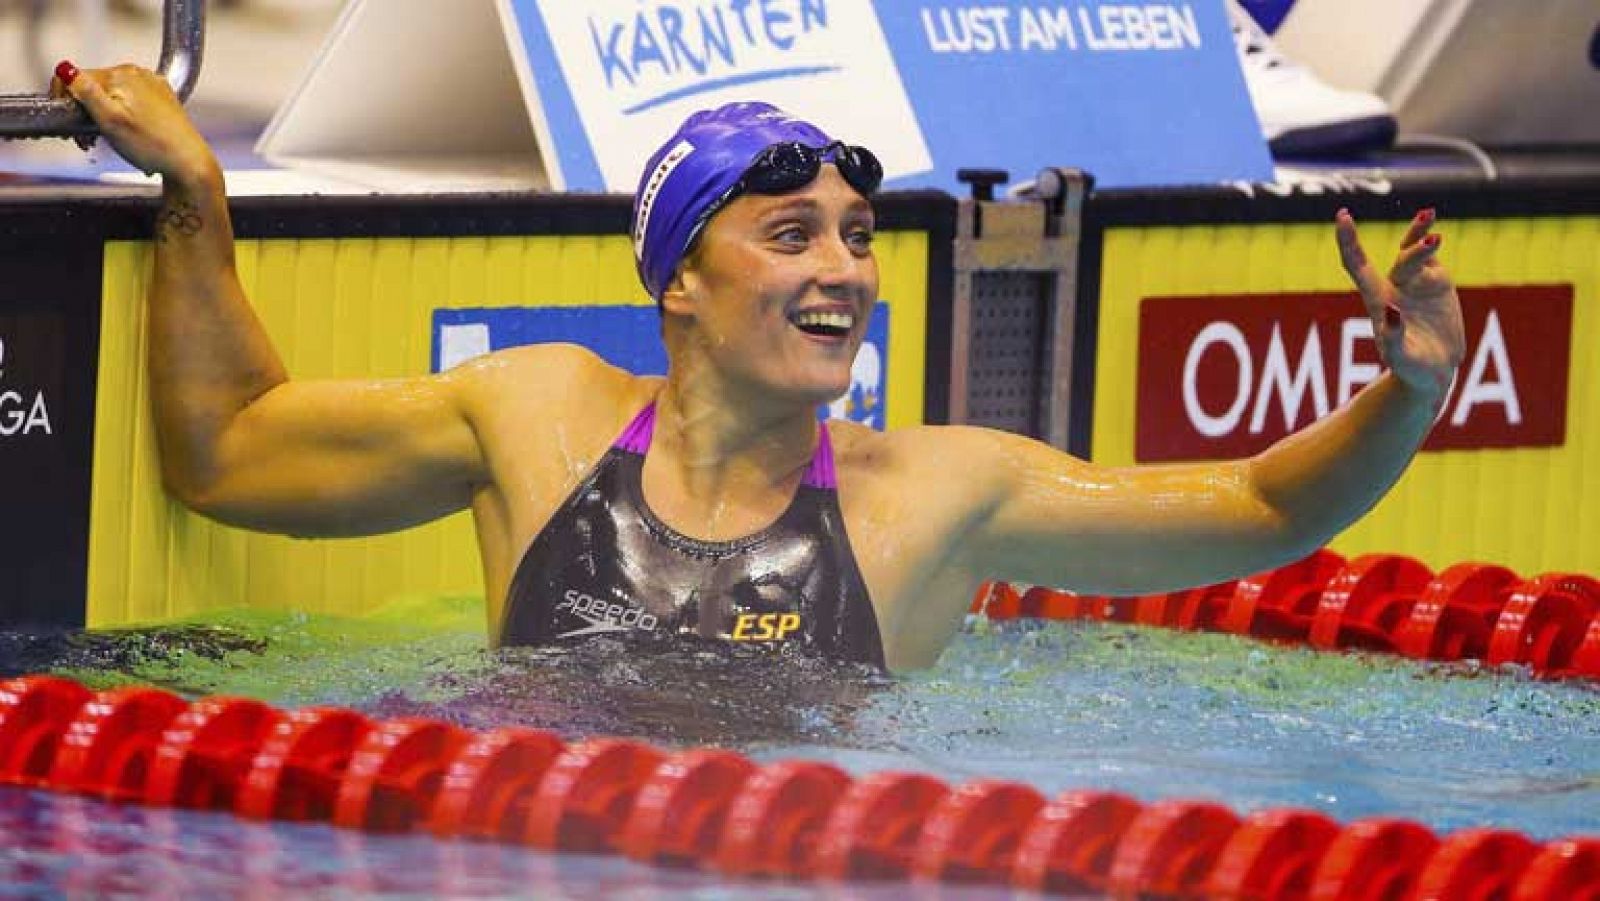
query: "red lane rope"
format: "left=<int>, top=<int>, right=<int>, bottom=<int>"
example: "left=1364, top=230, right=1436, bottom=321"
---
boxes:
left=975, top=550, right=1600, bottom=681
left=1, top=671, right=1596, bottom=898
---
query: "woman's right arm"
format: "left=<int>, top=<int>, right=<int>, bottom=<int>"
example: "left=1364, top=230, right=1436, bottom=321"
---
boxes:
left=61, top=64, right=488, bottom=536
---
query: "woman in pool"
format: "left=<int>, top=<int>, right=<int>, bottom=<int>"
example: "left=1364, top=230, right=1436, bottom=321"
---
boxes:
left=57, top=63, right=1464, bottom=673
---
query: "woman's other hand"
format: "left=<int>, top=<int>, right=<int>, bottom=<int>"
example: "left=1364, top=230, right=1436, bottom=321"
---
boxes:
left=1334, top=207, right=1467, bottom=404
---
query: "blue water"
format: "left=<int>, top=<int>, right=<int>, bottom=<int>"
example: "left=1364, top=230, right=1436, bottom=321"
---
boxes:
left=0, top=789, right=933, bottom=899
left=2, top=609, right=1597, bottom=897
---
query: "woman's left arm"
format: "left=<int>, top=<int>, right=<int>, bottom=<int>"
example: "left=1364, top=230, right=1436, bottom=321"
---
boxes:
left=964, top=209, right=1465, bottom=595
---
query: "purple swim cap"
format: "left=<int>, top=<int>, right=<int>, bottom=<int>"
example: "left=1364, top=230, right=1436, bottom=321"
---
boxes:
left=632, top=102, right=834, bottom=301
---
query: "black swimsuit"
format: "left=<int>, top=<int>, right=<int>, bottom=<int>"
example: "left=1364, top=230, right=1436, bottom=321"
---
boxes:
left=500, top=402, right=885, bottom=668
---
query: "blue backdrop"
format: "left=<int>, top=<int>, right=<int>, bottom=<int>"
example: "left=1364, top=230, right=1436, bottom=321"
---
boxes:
left=509, top=0, right=1272, bottom=192
left=433, top=304, right=892, bottom=429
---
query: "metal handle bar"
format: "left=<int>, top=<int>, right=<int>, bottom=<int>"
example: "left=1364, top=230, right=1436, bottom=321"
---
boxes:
left=0, top=0, right=206, bottom=138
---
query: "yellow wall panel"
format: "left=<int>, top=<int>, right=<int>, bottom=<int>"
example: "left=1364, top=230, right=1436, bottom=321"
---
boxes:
left=879, top=231, right=929, bottom=430
left=1094, top=216, right=1599, bottom=578
left=89, top=229, right=932, bottom=628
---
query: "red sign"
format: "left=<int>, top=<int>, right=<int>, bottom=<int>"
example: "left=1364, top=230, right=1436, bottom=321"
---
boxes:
left=1135, top=285, right=1573, bottom=462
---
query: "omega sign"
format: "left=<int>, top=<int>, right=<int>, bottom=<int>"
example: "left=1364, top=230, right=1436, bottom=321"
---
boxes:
left=1135, top=285, right=1573, bottom=462
left=0, top=335, right=54, bottom=438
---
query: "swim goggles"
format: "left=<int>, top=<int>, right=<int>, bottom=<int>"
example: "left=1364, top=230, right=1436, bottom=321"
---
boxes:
left=687, top=141, right=884, bottom=248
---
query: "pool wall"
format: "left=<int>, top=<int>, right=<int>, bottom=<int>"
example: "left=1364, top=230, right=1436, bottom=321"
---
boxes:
left=1, top=180, right=1596, bottom=630
left=0, top=231, right=102, bottom=629
left=0, top=191, right=953, bottom=629
left=1079, top=184, right=1600, bottom=580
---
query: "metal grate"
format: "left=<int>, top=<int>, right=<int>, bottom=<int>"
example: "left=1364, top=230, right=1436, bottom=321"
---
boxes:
left=965, top=271, right=1055, bottom=437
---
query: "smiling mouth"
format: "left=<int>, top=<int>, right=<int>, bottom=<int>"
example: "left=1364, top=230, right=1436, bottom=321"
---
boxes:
left=789, top=310, right=855, bottom=338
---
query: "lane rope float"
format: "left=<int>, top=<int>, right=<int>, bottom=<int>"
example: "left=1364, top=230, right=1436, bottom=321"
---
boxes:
left=2, top=672, right=1596, bottom=898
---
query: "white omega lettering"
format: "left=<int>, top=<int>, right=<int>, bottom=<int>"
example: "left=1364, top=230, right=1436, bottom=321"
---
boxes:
left=1451, top=309, right=1523, bottom=427
left=0, top=335, right=53, bottom=438
left=0, top=391, right=22, bottom=436
left=1, top=391, right=52, bottom=437
left=1250, top=323, right=1330, bottom=434
left=1337, top=317, right=1379, bottom=405
left=1183, top=322, right=1252, bottom=437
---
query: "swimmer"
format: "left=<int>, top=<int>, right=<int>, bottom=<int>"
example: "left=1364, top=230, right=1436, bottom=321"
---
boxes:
left=55, top=63, right=1464, bottom=672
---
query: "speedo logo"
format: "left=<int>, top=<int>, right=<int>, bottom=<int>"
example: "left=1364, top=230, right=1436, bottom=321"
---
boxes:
left=731, top=613, right=801, bottom=642
left=556, top=588, right=660, bottom=639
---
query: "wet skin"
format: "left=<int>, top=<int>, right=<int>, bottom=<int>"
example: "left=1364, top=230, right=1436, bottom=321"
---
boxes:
left=62, top=65, right=1466, bottom=672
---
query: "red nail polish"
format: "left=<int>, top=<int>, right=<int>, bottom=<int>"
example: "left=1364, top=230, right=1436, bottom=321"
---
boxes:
left=1385, top=305, right=1403, bottom=327
left=1424, top=234, right=1442, bottom=248
left=54, top=60, right=79, bottom=86
left=1418, top=207, right=1436, bottom=222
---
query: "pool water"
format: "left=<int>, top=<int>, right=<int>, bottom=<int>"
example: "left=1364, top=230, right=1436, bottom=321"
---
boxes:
left=0, top=789, right=922, bottom=899
left=2, top=596, right=1597, bottom=897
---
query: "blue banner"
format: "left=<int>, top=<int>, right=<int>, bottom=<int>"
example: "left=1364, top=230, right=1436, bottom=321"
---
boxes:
left=508, top=0, right=1270, bottom=192
left=875, top=1, right=1272, bottom=189
left=433, top=304, right=892, bottom=429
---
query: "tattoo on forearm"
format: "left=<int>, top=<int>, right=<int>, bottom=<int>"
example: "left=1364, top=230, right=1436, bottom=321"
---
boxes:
left=156, top=199, right=204, bottom=243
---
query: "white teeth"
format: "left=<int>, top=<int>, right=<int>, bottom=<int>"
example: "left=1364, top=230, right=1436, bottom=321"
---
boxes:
left=791, top=311, right=855, bottom=330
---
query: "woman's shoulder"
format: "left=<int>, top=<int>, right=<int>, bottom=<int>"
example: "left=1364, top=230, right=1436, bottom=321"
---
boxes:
left=457, top=342, right=649, bottom=395
left=830, top=423, right=1021, bottom=556
left=831, top=420, right=1015, bottom=460
left=829, top=421, right=999, bottom=477
left=450, top=342, right=661, bottom=437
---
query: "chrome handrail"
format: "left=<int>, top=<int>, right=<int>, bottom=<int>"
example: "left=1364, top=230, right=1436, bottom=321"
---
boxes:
left=0, top=0, right=206, bottom=138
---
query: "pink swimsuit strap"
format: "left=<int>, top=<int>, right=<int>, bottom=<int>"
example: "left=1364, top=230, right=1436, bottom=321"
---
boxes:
left=612, top=402, right=837, bottom=490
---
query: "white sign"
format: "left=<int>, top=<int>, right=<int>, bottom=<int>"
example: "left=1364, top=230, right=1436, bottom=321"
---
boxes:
left=525, top=0, right=932, bottom=191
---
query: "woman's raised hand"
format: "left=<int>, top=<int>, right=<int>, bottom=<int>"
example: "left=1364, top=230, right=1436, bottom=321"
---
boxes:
left=1334, top=208, right=1467, bottom=402
left=51, top=61, right=218, bottom=182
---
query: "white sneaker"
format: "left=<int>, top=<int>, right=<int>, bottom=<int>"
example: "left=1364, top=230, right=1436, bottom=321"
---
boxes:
left=1229, top=0, right=1397, bottom=155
